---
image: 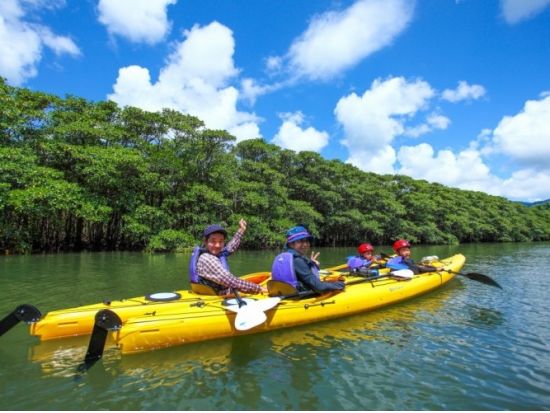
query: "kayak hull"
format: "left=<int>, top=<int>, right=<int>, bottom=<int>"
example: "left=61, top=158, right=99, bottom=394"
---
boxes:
left=115, top=254, right=465, bottom=354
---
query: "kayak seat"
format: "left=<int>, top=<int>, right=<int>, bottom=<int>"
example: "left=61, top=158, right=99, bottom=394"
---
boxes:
left=267, top=280, right=299, bottom=297
left=190, top=283, right=218, bottom=296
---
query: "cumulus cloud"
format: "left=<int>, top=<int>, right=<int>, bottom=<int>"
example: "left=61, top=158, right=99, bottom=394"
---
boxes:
left=334, top=76, right=435, bottom=173
left=501, top=0, right=550, bottom=24
left=240, top=77, right=284, bottom=105
left=283, top=0, right=413, bottom=81
left=490, top=93, right=550, bottom=168
left=396, top=142, right=550, bottom=202
left=394, top=93, right=550, bottom=202
left=108, top=21, right=261, bottom=142
left=441, top=81, right=486, bottom=102
left=397, top=143, right=497, bottom=190
left=498, top=168, right=550, bottom=201
left=271, top=112, right=329, bottom=153
left=97, top=0, right=176, bottom=44
left=347, top=146, right=397, bottom=175
left=0, top=0, right=80, bottom=85
left=404, top=112, right=451, bottom=138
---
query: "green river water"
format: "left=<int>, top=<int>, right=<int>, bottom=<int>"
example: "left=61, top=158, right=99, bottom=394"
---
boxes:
left=0, top=243, right=549, bottom=410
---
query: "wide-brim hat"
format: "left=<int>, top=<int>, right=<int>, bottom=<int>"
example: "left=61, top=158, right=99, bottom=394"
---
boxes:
left=286, top=226, right=313, bottom=245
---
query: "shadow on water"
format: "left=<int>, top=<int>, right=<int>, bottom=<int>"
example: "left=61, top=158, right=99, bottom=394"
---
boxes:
left=466, top=305, right=505, bottom=329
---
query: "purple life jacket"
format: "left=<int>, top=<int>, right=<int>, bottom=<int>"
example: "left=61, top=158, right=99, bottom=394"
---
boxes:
left=271, top=252, right=320, bottom=289
left=189, top=246, right=230, bottom=283
left=347, top=256, right=372, bottom=270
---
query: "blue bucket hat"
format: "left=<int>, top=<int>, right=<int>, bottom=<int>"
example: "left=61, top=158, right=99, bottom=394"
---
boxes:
left=286, top=225, right=312, bottom=245
left=203, top=224, right=228, bottom=239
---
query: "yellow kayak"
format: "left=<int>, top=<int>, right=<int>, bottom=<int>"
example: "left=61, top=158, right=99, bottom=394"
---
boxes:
left=29, top=272, right=272, bottom=341
left=109, top=254, right=465, bottom=354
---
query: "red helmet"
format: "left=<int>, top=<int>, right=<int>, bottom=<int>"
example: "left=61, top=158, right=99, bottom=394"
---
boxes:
left=357, top=243, right=374, bottom=254
left=392, top=239, right=411, bottom=253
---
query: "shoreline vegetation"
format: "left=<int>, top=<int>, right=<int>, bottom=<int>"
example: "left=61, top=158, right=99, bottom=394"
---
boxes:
left=2, top=78, right=550, bottom=254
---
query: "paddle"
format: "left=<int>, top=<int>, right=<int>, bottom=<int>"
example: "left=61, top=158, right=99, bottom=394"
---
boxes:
left=381, top=252, right=501, bottom=288
left=231, top=289, right=268, bottom=331
left=446, top=270, right=502, bottom=289
left=228, top=283, right=320, bottom=331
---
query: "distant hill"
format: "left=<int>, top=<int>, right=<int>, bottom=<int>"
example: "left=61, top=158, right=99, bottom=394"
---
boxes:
left=522, top=199, right=550, bottom=207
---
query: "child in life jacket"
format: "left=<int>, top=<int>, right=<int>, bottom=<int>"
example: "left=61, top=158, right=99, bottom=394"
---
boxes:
left=347, top=243, right=383, bottom=277
left=386, top=239, right=444, bottom=274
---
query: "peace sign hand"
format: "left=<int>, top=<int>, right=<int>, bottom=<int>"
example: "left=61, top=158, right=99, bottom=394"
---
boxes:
left=310, top=251, right=320, bottom=267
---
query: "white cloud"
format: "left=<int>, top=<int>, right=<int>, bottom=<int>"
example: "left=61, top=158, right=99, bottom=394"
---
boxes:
left=427, top=113, right=451, bottom=129
left=108, top=21, right=261, bottom=142
left=347, top=146, right=397, bottom=175
left=335, top=76, right=435, bottom=173
left=441, top=81, right=486, bottom=102
left=501, top=0, right=550, bottom=24
left=397, top=143, right=496, bottom=190
left=393, top=93, right=550, bottom=201
left=40, top=27, right=81, bottom=56
left=97, top=0, right=176, bottom=44
left=284, top=0, right=413, bottom=81
left=0, top=0, right=80, bottom=85
left=490, top=94, right=550, bottom=168
left=240, top=77, right=285, bottom=105
left=404, top=112, right=451, bottom=137
left=161, top=22, right=239, bottom=88
left=396, top=142, right=550, bottom=202
left=271, top=112, right=329, bottom=153
left=265, top=56, right=283, bottom=72
left=498, top=168, right=550, bottom=201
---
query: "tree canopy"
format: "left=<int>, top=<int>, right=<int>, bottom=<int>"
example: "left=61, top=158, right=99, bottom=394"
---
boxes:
left=1, top=78, right=549, bottom=253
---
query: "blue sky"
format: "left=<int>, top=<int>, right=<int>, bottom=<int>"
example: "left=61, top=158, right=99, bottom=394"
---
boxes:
left=1, top=0, right=549, bottom=202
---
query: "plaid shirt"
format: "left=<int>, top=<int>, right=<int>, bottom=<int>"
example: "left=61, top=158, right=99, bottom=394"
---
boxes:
left=196, top=230, right=262, bottom=295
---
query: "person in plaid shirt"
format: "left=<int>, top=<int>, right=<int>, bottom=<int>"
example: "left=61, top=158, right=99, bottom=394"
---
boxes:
left=196, top=219, right=268, bottom=295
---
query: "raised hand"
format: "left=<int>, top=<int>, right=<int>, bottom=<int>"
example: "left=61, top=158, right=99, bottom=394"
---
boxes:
left=239, top=219, right=247, bottom=233
left=310, top=251, right=320, bottom=267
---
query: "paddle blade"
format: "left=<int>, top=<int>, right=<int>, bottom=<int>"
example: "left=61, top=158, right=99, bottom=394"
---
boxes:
left=390, top=269, right=414, bottom=279
left=235, top=306, right=267, bottom=331
left=253, top=297, right=282, bottom=312
left=463, top=272, right=503, bottom=289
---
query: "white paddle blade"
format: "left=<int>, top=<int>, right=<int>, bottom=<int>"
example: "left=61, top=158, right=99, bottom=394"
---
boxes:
left=390, top=269, right=415, bottom=279
left=234, top=306, right=267, bottom=331
left=253, top=297, right=282, bottom=312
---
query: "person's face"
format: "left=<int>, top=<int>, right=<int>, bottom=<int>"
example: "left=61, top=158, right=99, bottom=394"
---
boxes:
left=398, top=247, right=411, bottom=258
left=361, top=250, right=374, bottom=260
left=205, top=233, right=226, bottom=255
left=289, top=238, right=310, bottom=255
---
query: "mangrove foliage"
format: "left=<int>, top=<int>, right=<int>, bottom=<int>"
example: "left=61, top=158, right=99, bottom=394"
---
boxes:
left=1, top=78, right=549, bottom=253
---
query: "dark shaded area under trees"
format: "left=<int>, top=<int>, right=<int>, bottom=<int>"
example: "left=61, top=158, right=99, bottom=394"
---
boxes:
left=1, top=78, right=549, bottom=254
